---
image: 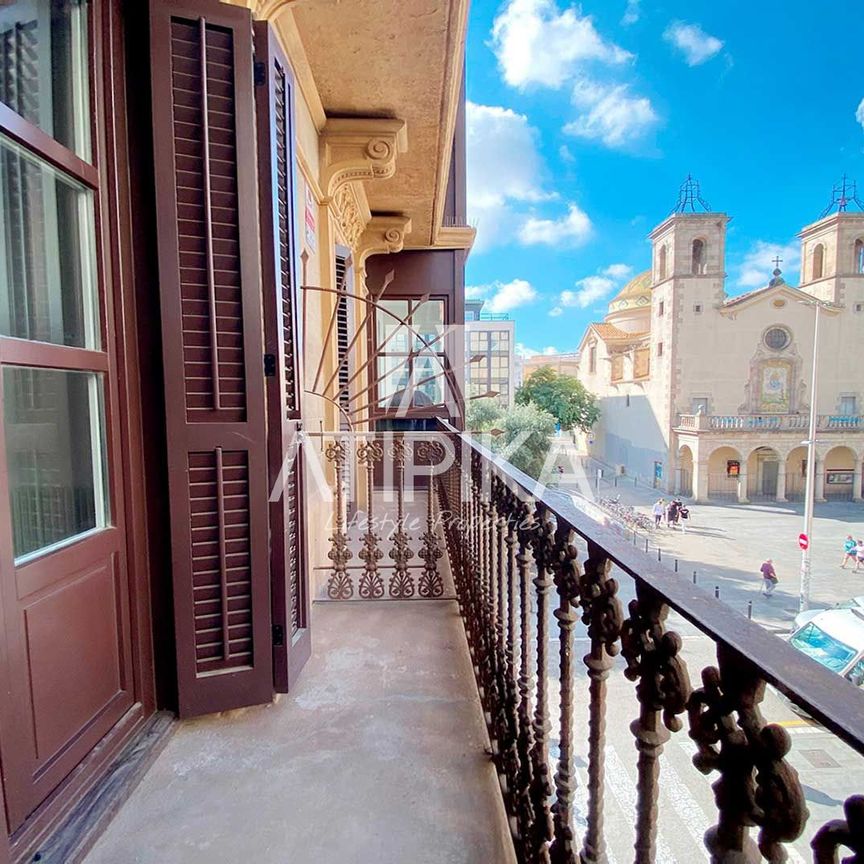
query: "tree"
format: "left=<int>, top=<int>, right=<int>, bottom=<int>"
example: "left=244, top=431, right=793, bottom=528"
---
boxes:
left=515, top=367, right=599, bottom=432
left=464, top=397, right=556, bottom=480
left=465, top=397, right=503, bottom=432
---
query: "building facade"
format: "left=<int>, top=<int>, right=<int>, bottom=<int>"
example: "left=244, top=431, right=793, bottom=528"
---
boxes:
left=520, top=351, right=581, bottom=385
left=464, top=300, right=515, bottom=406
left=0, top=0, right=470, bottom=859
left=576, top=191, right=864, bottom=503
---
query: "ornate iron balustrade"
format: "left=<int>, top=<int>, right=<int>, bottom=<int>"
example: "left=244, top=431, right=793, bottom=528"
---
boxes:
left=320, top=433, right=445, bottom=601
left=677, top=413, right=863, bottom=432
left=435, top=420, right=864, bottom=864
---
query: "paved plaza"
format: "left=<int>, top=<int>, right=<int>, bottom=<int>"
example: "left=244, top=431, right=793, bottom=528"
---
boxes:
left=539, top=442, right=864, bottom=862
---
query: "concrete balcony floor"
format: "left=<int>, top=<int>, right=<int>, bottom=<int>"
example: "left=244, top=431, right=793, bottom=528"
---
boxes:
left=83, top=599, right=515, bottom=864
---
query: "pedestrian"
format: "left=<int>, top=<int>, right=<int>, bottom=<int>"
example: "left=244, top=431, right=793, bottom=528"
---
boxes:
left=679, top=503, right=690, bottom=534
left=760, top=558, right=778, bottom=597
left=856, top=540, right=864, bottom=572
left=652, top=498, right=665, bottom=528
left=841, top=535, right=857, bottom=569
left=666, top=499, right=679, bottom=529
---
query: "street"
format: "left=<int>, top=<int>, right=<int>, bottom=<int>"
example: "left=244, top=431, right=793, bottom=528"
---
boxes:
left=539, top=441, right=864, bottom=861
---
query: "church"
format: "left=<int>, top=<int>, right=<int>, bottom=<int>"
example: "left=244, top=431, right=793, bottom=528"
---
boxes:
left=575, top=179, right=864, bottom=503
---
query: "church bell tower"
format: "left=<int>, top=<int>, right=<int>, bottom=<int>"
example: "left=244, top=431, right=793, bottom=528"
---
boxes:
left=798, top=176, right=864, bottom=305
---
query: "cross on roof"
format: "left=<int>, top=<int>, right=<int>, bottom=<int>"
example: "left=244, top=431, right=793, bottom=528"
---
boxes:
left=772, top=255, right=783, bottom=269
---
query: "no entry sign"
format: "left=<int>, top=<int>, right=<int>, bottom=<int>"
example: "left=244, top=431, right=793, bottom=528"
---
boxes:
left=798, top=533, right=809, bottom=551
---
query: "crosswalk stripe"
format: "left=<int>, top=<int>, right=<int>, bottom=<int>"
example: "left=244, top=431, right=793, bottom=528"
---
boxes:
left=658, top=753, right=710, bottom=860
left=604, top=744, right=677, bottom=864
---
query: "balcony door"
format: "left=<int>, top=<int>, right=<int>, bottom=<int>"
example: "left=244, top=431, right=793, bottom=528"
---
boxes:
left=0, top=0, right=136, bottom=831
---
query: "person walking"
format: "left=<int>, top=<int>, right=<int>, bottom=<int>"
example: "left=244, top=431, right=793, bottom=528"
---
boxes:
left=652, top=498, right=665, bottom=528
left=842, top=535, right=857, bottom=569
left=856, top=540, right=864, bottom=572
left=666, top=499, right=679, bottom=529
left=678, top=502, right=690, bottom=534
left=760, top=559, right=778, bottom=597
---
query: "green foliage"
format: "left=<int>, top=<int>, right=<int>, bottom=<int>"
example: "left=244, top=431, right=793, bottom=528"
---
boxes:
left=465, top=397, right=503, bottom=432
left=515, top=367, right=600, bottom=432
left=494, top=402, right=556, bottom=479
left=465, top=398, right=555, bottom=480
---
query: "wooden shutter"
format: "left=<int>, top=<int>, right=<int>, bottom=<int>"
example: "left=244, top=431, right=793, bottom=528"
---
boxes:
left=335, top=251, right=350, bottom=423
left=150, top=0, right=272, bottom=716
left=254, top=22, right=310, bottom=691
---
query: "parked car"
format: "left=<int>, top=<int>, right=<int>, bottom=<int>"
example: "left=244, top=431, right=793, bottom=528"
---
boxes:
left=788, top=608, right=864, bottom=688
left=792, top=595, right=864, bottom=632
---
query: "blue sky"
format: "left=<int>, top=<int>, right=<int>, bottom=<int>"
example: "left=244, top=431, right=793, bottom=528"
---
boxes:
left=464, top=0, right=864, bottom=356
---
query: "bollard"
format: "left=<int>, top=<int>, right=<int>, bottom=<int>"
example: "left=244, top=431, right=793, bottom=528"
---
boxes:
left=645, top=538, right=649, bottom=553
left=693, top=570, right=697, bottom=584
left=748, top=601, right=753, bottom=620
left=714, top=585, right=720, bottom=599
left=674, top=558, right=679, bottom=573
left=657, top=547, right=662, bottom=562
left=614, top=476, right=618, bottom=488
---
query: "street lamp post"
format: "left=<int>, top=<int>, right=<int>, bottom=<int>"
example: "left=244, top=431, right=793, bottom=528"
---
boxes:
left=798, top=298, right=822, bottom=613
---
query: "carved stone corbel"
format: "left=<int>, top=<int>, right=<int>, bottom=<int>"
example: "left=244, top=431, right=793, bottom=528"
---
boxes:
left=321, top=118, right=408, bottom=199
left=356, top=214, right=413, bottom=276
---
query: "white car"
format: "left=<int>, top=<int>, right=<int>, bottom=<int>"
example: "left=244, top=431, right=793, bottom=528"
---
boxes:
left=788, top=608, right=864, bottom=688
left=792, top=595, right=864, bottom=632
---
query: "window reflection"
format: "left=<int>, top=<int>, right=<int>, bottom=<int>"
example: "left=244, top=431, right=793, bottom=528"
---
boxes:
left=3, top=366, right=109, bottom=560
left=0, top=0, right=91, bottom=159
left=0, top=135, right=100, bottom=348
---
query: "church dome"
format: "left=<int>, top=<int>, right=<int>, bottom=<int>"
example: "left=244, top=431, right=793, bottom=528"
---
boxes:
left=604, top=269, right=652, bottom=333
left=607, top=270, right=652, bottom=314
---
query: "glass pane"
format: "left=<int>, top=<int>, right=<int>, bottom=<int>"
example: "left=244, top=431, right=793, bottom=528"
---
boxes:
left=377, top=355, right=408, bottom=407
left=4, top=366, right=109, bottom=560
left=0, top=135, right=99, bottom=348
left=376, top=300, right=409, bottom=352
left=0, top=0, right=91, bottom=159
left=412, top=354, right=444, bottom=405
left=412, top=300, right=445, bottom=350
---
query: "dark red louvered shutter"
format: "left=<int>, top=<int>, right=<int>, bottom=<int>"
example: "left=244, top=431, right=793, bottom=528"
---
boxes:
left=150, top=0, right=272, bottom=716
left=254, top=22, right=310, bottom=691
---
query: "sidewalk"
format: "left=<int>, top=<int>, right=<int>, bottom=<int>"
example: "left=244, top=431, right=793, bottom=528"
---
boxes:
left=548, top=443, right=864, bottom=632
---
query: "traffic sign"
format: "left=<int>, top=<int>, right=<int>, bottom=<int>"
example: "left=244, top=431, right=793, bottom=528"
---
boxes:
left=798, top=533, right=809, bottom=551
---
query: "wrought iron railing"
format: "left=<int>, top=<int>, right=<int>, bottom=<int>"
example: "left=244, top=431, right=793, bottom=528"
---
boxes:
left=434, top=420, right=864, bottom=864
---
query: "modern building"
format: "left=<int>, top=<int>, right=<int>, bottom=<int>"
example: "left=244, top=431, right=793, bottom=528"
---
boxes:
left=575, top=180, right=864, bottom=502
left=464, top=299, right=515, bottom=406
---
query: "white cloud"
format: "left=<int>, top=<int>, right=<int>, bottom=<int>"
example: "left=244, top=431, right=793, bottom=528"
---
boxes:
left=472, top=279, right=539, bottom=313
left=622, top=0, right=640, bottom=25
left=550, top=263, right=633, bottom=313
left=558, top=144, right=575, bottom=163
left=565, top=79, right=658, bottom=148
left=518, top=203, right=593, bottom=247
left=465, top=284, right=488, bottom=300
left=559, top=275, right=617, bottom=309
left=856, top=97, right=864, bottom=131
left=491, top=0, right=631, bottom=90
left=517, top=343, right=561, bottom=358
left=468, top=101, right=558, bottom=252
left=602, top=263, right=633, bottom=280
left=734, top=240, right=801, bottom=291
left=664, top=22, right=724, bottom=66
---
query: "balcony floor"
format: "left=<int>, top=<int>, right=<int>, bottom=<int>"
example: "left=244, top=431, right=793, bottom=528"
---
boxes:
left=83, top=599, right=514, bottom=864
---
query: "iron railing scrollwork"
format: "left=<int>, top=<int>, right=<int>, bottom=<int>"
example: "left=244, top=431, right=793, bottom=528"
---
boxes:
left=435, top=419, right=864, bottom=864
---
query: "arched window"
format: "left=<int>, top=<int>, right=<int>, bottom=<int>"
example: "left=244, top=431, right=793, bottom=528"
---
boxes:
left=855, top=238, right=864, bottom=274
left=691, top=238, right=706, bottom=275
left=658, top=245, right=667, bottom=281
left=813, top=243, right=825, bottom=280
